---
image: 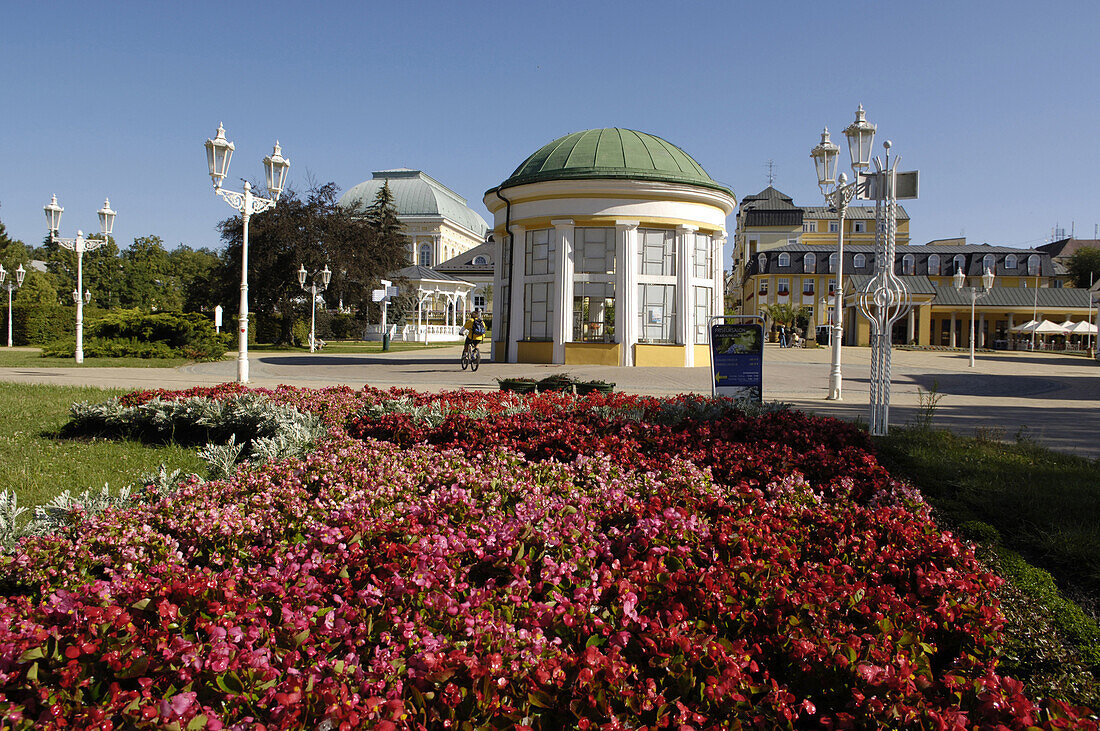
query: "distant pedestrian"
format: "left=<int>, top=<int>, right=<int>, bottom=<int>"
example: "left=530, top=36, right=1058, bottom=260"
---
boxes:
left=779, top=325, right=788, bottom=348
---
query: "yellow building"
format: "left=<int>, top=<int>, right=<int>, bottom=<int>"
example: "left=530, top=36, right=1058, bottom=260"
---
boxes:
left=483, top=128, right=735, bottom=367
left=745, top=242, right=1092, bottom=347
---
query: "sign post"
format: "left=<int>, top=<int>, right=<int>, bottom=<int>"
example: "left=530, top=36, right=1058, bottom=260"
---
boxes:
left=708, top=315, right=765, bottom=401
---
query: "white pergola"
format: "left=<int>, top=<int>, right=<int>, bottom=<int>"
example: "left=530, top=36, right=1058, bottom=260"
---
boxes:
left=392, top=265, right=475, bottom=342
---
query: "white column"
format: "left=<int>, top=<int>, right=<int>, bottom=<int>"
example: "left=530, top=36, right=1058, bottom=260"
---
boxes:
left=907, top=308, right=916, bottom=344
left=979, top=312, right=986, bottom=347
left=712, top=233, right=727, bottom=322
left=508, top=225, right=526, bottom=362
left=615, top=221, right=639, bottom=366
left=491, top=232, right=506, bottom=362
left=551, top=219, right=574, bottom=364
left=950, top=311, right=957, bottom=348
left=676, top=225, right=697, bottom=366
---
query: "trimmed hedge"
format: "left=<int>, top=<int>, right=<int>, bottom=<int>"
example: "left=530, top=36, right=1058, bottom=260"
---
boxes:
left=41, top=310, right=231, bottom=361
left=1, top=303, right=86, bottom=346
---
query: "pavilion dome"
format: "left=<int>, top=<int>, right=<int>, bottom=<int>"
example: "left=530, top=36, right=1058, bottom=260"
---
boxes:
left=493, top=128, right=732, bottom=196
left=340, top=169, right=489, bottom=238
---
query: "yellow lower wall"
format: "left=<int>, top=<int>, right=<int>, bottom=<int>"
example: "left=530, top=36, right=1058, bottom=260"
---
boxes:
left=918, top=305, right=932, bottom=346
left=635, top=344, right=686, bottom=367
left=564, top=342, right=620, bottom=365
left=493, top=341, right=508, bottom=362
left=694, top=344, right=711, bottom=367
left=517, top=341, right=554, bottom=363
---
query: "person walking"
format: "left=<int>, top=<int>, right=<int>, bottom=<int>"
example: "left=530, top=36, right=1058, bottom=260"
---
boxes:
left=779, top=324, right=788, bottom=348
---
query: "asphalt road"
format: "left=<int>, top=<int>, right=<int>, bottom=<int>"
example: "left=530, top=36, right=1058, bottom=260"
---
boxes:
left=2, top=345, right=1097, bottom=459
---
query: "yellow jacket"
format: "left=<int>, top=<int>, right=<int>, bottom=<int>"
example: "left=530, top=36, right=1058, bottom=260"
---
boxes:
left=463, top=317, right=485, bottom=342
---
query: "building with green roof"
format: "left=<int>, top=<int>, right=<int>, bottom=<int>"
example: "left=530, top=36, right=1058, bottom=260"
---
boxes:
left=484, top=128, right=736, bottom=367
left=339, top=169, right=489, bottom=269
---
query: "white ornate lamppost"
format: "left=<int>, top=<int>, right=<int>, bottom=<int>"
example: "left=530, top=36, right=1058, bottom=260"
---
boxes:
left=810, top=105, right=877, bottom=400
left=205, top=123, right=290, bottom=383
left=44, top=195, right=116, bottom=363
left=955, top=266, right=995, bottom=368
left=296, top=264, right=331, bottom=352
left=1, top=263, right=26, bottom=347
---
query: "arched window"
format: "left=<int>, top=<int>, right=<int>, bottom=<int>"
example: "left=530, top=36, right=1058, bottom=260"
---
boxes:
left=982, top=254, right=995, bottom=273
left=927, top=253, right=940, bottom=275
left=777, top=252, right=790, bottom=267
left=901, top=254, right=915, bottom=275
left=419, top=243, right=432, bottom=267
left=828, top=252, right=837, bottom=272
left=1005, top=254, right=1017, bottom=269
left=853, top=253, right=866, bottom=269
left=757, top=253, right=766, bottom=272
left=1027, top=255, right=1039, bottom=276
left=953, top=254, right=966, bottom=274
left=803, top=252, right=816, bottom=272
left=472, top=255, right=488, bottom=266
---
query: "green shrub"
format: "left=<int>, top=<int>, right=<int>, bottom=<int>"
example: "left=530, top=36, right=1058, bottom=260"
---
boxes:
left=959, top=519, right=1002, bottom=545
left=326, top=312, right=364, bottom=340
left=4, top=302, right=78, bottom=345
left=38, top=310, right=230, bottom=360
left=41, top=337, right=176, bottom=359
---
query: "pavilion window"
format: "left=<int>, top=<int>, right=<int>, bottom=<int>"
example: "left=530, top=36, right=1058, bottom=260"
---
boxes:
left=694, top=286, right=712, bottom=343
left=1005, top=254, right=1017, bottom=269
left=575, top=227, right=615, bottom=274
left=777, top=252, right=790, bottom=267
left=693, top=233, right=712, bottom=278
left=853, top=253, right=866, bottom=269
left=418, top=243, right=432, bottom=267
left=927, top=254, right=940, bottom=275
left=572, top=282, right=615, bottom=343
left=525, top=229, right=553, bottom=276
left=638, top=229, right=675, bottom=276
left=523, top=282, right=553, bottom=340
left=803, top=252, right=816, bottom=273
left=638, top=283, right=675, bottom=343
left=777, top=278, right=790, bottom=296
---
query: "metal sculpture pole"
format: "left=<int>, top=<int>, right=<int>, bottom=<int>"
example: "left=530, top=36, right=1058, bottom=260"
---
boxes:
left=857, top=142, right=911, bottom=436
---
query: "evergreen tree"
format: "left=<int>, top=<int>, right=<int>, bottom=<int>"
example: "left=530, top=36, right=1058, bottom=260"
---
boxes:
left=0, top=204, right=31, bottom=274
left=364, top=181, right=407, bottom=260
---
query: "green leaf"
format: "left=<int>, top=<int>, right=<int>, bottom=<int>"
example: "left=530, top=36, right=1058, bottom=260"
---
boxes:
left=186, top=715, right=208, bottom=730
left=26, top=662, right=38, bottom=682
left=338, top=566, right=349, bottom=579
left=528, top=690, right=554, bottom=708
left=130, top=598, right=151, bottom=611
left=293, top=628, right=310, bottom=646
left=585, top=635, right=606, bottom=648
left=18, top=647, right=44, bottom=663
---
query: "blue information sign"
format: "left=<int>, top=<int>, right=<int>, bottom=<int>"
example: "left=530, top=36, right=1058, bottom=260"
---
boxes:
left=709, top=322, right=764, bottom=401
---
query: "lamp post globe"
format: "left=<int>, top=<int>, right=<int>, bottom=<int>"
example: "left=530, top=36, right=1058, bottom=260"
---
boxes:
left=842, top=104, right=877, bottom=171
left=810, top=127, right=840, bottom=193
left=1, top=263, right=25, bottom=347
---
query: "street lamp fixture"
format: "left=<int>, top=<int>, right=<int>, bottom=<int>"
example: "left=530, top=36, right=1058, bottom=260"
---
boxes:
left=954, top=265, right=995, bottom=368
left=1, top=263, right=26, bottom=347
left=205, top=123, right=290, bottom=383
left=44, top=195, right=114, bottom=363
left=297, top=264, right=331, bottom=353
left=810, top=105, right=877, bottom=400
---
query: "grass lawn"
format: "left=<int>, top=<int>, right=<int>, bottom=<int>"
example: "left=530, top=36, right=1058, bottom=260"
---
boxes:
left=0, top=348, right=191, bottom=368
left=0, top=382, right=205, bottom=508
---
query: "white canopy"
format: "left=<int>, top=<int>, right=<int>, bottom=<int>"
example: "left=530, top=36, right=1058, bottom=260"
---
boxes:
left=1065, top=320, right=1098, bottom=335
left=1031, top=320, right=1069, bottom=335
left=1011, top=319, right=1039, bottom=333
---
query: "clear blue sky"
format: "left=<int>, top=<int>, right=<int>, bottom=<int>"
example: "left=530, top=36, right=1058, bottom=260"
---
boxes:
left=3, top=0, right=1098, bottom=269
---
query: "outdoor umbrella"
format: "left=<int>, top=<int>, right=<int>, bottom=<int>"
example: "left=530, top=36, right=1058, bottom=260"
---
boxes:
left=1011, top=320, right=1039, bottom=333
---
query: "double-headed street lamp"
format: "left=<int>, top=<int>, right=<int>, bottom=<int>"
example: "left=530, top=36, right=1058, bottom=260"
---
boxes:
left=1, top=263, right=26, bottom=347
left=296, top=264, right=331, bottom=352
left=810, top=105, right=877, bottom=401
left=205, top=123, right=290, bottom=383
left=44, top=195, right=116, bottom=363
left=954, top=266, right=995, bottom=368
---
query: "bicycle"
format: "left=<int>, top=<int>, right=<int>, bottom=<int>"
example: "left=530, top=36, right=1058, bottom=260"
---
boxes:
left=461, top=341, right=481, bottom=371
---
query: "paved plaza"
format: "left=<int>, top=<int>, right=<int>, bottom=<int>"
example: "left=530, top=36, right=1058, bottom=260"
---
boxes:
left=2, top=345, right=1098, bottom=459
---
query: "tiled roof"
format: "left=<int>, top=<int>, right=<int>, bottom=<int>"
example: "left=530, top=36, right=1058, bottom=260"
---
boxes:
left=848, top=274, right=938, bottom=295
left=927, top=285, right=1091, bottom=308
left=801, top=205, right=910, bottom=220
left=436, top=241, right=495, bottom=271
left=390, top=265, right=470, bottom=284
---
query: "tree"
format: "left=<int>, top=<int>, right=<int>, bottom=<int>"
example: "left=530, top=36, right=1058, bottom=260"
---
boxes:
left=761, top=302, right=811, bottom=329
left=120, top=235, right=181, bottom=311
left=1067, top=247, right=1100, bottom=289
left=0, top=204, right=31, bottom=274
left=215, top=182, right=409, bottom=344
left=14, top=270, right=57, bottom=306
left=40, top=232, right=120, bottom=306
left=168, top=245, right=220, bottom=313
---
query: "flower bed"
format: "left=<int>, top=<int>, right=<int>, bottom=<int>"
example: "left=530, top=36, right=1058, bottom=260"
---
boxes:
left=0, top=386, right=1095, bottom=728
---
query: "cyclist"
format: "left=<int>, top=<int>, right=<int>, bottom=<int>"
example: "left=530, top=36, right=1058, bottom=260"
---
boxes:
left=462, top=309, right=486, bottom=359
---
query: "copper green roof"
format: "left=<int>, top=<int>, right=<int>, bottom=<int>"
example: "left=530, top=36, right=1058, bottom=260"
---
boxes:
left=491, top=129, right=733, bottom=197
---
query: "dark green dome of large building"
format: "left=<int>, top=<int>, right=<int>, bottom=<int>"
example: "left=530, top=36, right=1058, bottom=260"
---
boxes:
left=493, top=128, right=732, bottom=196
